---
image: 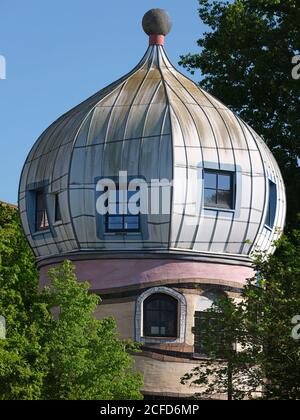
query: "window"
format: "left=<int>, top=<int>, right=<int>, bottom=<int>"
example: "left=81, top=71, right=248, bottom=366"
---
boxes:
left=143, top=293, right=178, bottom=338
left=265, top=180, right=277, bottom=229
left=106, top=189, right=140, bottom=233
left=194, top=311, right=225, bottom=357
left=204, top=170, right=234, bottom=210
left=135, top=287, right=186, bottom=343
left=54, top=193, right=62, bottom=222
left=35, top=190, right=49, bottom=232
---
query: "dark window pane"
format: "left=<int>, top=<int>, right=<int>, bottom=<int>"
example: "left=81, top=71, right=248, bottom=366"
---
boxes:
left=54, top=194, right=62, bottom=222
left=204, top=170, right=234, bottom=210
left=204, top=172, right=217, bottom=189
left=144, top=293, right=178, bottom=338
left=266, top=181, right=277, bottom=228
left=147, top=299, right=160, bottom=310
left=124, top=216, right=139, bottom=230
left=108, top=216, right=123, bottom=230
left=105, top=188, right=140, bottom=233
left=35, top=191, right=49, bottom=232
left=218, top=174, right=231, bottom=190
left=217, top=190, right=232, bottom=209
left=204, top=189, right=217, bottom=207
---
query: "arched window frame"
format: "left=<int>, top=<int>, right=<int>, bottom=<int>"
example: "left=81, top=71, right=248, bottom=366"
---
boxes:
left=135, top=287, right=186, bottom=344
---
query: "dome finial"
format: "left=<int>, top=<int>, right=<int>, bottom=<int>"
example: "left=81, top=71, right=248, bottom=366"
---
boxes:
left=142, top=9, right=172, bottom=46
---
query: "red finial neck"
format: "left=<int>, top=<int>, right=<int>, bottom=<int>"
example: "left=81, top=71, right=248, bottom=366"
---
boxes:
left=149, top=34, right=165, bottom=46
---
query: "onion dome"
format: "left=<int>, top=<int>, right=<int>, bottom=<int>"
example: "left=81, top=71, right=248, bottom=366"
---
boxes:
left=19, top=9, right=286, bottom=266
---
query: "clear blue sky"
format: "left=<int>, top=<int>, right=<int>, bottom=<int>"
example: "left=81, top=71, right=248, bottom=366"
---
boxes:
left=0, top=0, right=206, bottom=205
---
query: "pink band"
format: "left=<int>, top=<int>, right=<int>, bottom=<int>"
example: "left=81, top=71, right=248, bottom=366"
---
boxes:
left=149, top=34, right=165, bottom=46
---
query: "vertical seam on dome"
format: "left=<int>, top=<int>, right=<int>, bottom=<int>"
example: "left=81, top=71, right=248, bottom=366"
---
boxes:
left=157, top=106, right=171, bottom=247
left=19, top=117, right=65, bottom=259
left=160, top=55, right=222, bottom=252
left=31, top=116, right=75, bottom=258
left=231, top=116, right=255, bottom=255
left=69, top=86, right=126, bottom=250
left=67, top=49, right=153, bottom=250
left=169, top=103, right=189, bottom=248
left=118, top=46, right=157, bottom=245
left=237, top=120, right=267, bottom=255
left=159, top=49, right=197, bottom=249
left=156, top=46, right=175, bottom=250
left=159, top=50, right=205, bottom=250
left=249, top=129, right=285, bottom=252
left=137, top=46, right=163, bottom=245
left=158, top=50, right=278, bottom=258
left=160, top=80, right=203, bottom=250
left=197, top=89, right=237, bottom=253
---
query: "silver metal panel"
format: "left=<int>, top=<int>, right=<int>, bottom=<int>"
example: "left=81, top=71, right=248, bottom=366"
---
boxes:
left=19, top=43, right=286, bottom=262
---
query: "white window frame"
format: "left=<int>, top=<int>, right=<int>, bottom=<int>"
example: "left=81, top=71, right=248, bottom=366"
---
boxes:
left=135, top=286, right=187, bottom=344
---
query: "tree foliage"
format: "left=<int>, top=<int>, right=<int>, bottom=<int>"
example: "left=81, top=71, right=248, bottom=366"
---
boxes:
left=0, top=202, right=47, bottom=399
left=0, top=203, right=143, bottom=400
left=179, top=0, right=300, bottom=228
left=182, top=230, right=300, bottom=400
left=41, top=261, right=143, bottom=400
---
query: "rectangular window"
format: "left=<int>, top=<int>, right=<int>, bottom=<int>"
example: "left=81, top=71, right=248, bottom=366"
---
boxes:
left=106, top=189, right=140, bottom=233
left=54, top=193, right=62, bottom=222
left=204, top=170, right=234, bottom=210
left=194, top=311, right=225, bottom=357
left=35, top=191, right=49, bottom=232
left=265, top=180, right=277, bottom=229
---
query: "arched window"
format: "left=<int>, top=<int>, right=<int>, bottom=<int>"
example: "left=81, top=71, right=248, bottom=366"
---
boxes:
left=143, top=293, right=178, bottom=338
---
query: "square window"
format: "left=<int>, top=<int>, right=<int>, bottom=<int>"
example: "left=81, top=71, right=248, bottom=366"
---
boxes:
left=105, top=188, right=140, bottom=233
left=204, top=170, right=235, bottom=210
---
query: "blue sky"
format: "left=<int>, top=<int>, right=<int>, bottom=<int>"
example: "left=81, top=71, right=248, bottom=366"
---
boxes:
left=0, top=0, right=206, bottom=205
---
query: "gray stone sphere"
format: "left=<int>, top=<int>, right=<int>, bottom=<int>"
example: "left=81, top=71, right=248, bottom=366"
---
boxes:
left=142, top=9, right=172, bottom=36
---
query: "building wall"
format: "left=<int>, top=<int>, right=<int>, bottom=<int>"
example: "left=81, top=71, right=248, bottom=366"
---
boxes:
left=94, top=299, right=136, bottom=340
left=134, top=354, right=202, bottom=398
left=39, top=258, right=254, bottom=292
left=39, top=258, right=245, bottom=397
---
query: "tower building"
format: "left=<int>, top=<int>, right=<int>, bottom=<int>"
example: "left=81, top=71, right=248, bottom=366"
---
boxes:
left=19, top=9, right=286, bottom=398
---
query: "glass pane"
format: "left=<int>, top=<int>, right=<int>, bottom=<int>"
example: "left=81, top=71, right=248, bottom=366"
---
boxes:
left=204, top=172, right=217, bottom=189
left=36, top=192, right=49, bottom=231
left=159, top=326, right=166, bottom=335
left=218, top=174, right=231, bottom=190
left=144, top=294, right=178, bottom=337
left=266, top=181, right=277, bottom=227
left=108, top=216, right=123, bottom=230
left=55, top=194, right=61, bottom=221
left=151, top=326, right=160, bottom=335
left=124, top=216, right=139, bottom=230
left=146, top=299, right=160, bottom=310
left=161, top=311, right=177, bottom=336
left=112, top=189, right=140, bottom=215
left=204, top=189, right=217, bottom=207
left=161, top=298, right=177, bottom=312
left=217, top=190, right=232, bottom=209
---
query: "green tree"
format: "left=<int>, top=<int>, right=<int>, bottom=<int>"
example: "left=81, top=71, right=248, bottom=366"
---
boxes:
left=0, top=204, right=143, bottom=400
left=41, top=261, right=143, bottom=400
left=0, top=202, right=49, bottom=399
left=182, top=230, right=300, bottom=400
left=179, top=0, right=300, bottom=228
